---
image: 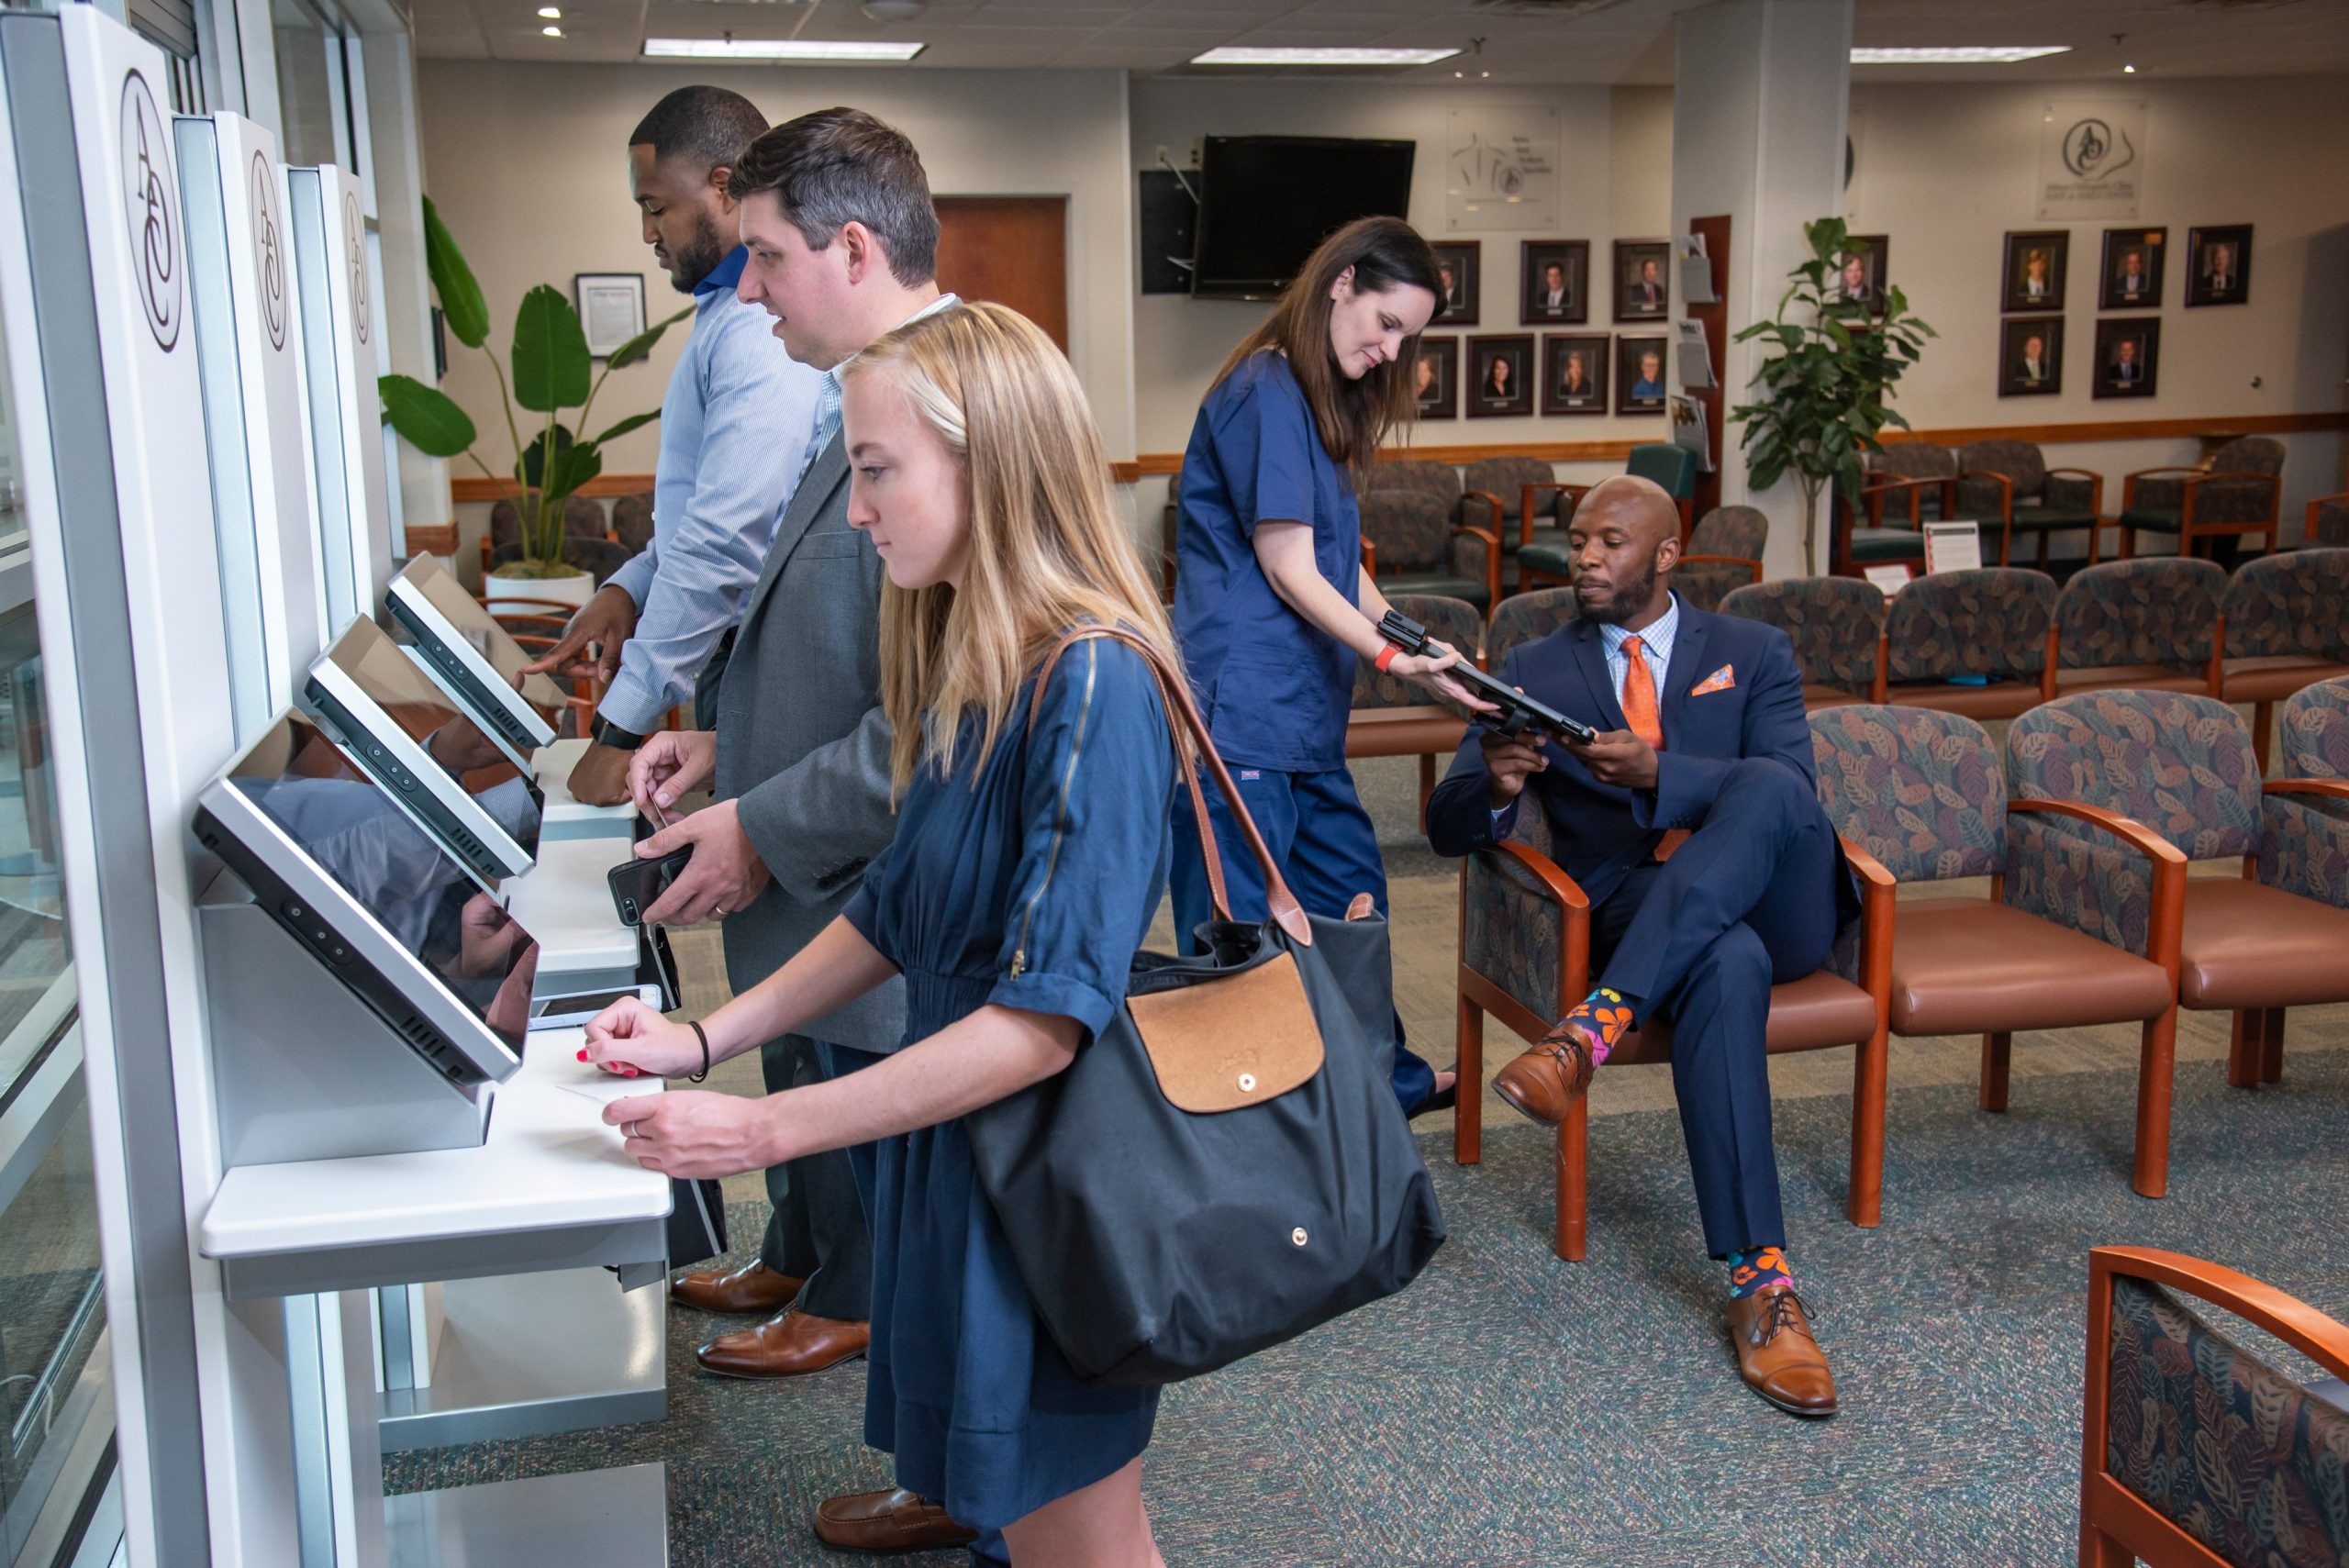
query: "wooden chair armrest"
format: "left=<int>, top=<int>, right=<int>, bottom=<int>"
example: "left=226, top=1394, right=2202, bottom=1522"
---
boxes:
left=1951, top=469, right=2014, bottom=519
left=1839, top=835, right=1896, bottom=1013
left=2090, top=1247, right=2349, bottom=1385
left=1840, top=836, right=1897, bottom=891
left=2306, top=492, right=2349, bottom=542
left=2179, top=470, right=2282, bottom=527
left=1859, top=474, right=1935, bottom=526
left=1458, top=487, right=1508, bottom=542
left=1453, top=524, right=1504, bottom=606
left=2042, top=467, right=2106, bottom=512
left=1678, top=553, right=1764, bottom=584
left=2265, top=778, right=2349, bottom=803
left=1361, top=539, right=1377, bottom=576
left=2121, top=466, right=2202, bottom=481
left=2007, top=797, right=2186, bottom=973
left=1521, top=482, right=1590, bottom=549
left=1479, top=838, right=1592, bottom=916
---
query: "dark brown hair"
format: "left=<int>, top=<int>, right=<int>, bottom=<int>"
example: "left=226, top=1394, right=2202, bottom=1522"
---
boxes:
left=726, top=107, right=938, bottom=285
left=1211, top=216, right=1443, bottom=474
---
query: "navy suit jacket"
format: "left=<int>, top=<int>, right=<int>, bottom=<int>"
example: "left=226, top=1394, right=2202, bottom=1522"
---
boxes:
left=1427, top=604, right=1848, bottom=916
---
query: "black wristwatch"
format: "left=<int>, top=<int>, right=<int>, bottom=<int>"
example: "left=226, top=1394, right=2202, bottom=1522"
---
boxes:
left=591, top=716, right=648, bottom=751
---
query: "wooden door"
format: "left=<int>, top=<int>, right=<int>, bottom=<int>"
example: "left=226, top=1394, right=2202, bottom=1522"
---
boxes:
left=933, top=196, right=1069, bottom=351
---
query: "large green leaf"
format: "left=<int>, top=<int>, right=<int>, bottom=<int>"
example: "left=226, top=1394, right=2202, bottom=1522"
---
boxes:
left=604, top=305, right=695, bottom=371
left=511, top=285, right=592, bottom=412
left=520, top=424, right=573, bottom=490
left=589, top=410, right=661, bottom=446
left=378, top=373, right=475, bottom=457
left=422, top=197, right=488, bottom=349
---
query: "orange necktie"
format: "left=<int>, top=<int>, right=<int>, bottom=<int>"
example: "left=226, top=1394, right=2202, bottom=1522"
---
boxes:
left=1621, top=636, right=1687, bottom=861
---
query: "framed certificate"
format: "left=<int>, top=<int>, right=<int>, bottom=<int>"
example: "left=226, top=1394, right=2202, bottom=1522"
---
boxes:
left=573, top=272, right=648, bottom=359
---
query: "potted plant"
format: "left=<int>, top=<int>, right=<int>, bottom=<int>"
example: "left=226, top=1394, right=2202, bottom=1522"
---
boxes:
left=1730, top=217, right=1934, bottom=575
left=379, top=197, right=688, bottom=607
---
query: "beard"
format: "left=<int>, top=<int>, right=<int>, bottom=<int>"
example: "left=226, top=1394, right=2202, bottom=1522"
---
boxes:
left=664, top=210, right=729, bottom=294
left=1575, top=554, right=1661, bottom=626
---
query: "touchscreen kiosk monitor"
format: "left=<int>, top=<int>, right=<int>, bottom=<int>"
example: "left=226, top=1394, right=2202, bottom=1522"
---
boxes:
left=382, top=556, right=566, bottom=762
left=195, top=712, right=538, bottom=1085
left=305, top=617, right=543, bottom=885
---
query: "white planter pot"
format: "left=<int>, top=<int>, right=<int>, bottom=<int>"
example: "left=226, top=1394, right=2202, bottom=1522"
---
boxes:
left=483, top=569, right=595, bottom=611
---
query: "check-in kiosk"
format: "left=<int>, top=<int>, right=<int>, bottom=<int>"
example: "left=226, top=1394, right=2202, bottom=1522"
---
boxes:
left=383, top=555, right=566, bottom=769
left=286, top=161, right=393, bottom=635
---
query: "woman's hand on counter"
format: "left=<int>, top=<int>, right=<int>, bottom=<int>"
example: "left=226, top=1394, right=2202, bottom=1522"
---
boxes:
left=600, top=1088, right=785, bottom=1178
left=580, top=996, right=705, bottom=1079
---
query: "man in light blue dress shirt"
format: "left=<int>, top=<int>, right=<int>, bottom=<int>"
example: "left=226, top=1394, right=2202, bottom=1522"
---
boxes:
left=527, top=86, right=822, bottom=806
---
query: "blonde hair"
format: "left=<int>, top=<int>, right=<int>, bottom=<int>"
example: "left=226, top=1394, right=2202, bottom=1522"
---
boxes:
left=840, top=301, right=1180, bottom=795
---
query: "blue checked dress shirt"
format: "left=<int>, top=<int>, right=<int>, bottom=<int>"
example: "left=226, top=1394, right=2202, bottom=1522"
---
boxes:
left=1492, top=593, right=1681, bottom=836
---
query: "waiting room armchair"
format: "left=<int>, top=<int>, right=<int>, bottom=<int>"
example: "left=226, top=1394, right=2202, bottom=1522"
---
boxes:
left=2216, top=548, right=2349, bottom=772
left=1452, top=791, right=1894, bottom=1261
left=2081, top=1246, right=2349, bottom=1568
left=2119, top=437, right=2285, bottom=561
left=2053, top=557, right=2224, bottom=698
left=1357, top=490, right=1502, bottom=612
left=2007, top=690, right=2349, bottom=1098
left=1880, top=567, right=2059, bottom=720
left=1347, top=594, right=1484, bottom=817
left=1484, top=588, right=1581, bottom=673
left=1810, top=705, right=2185, bottom=1196
left=1719, top=577, right=1886, bottom=710
left=1956, top=439, right=2109, bottom=568
left=612, top=491, right=655, bottom=554
left=1673, top=506, right=1767, bottom=613
left=2306, top=491, right=2349, bottom=548
left=1517, top=444, right=1698, bottom=590
left=1463, top=455, right=1571, bottom=557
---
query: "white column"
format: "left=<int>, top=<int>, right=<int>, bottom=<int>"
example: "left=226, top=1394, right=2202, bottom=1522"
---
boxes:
left=1672, top=0, right=1853, bottom=579
left=359, top=29, right=449, bottom=555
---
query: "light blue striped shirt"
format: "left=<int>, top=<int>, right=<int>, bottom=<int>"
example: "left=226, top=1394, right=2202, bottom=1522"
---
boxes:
left=600, top=248, right=823, bottom=732
left=1489, top=593, right=1681, bottom=835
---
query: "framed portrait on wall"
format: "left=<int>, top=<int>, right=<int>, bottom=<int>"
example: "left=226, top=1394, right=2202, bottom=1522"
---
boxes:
left=2099, top=228, right=2165, bottom=310
left=1613, top=239, right=1669, bottom=320
left=573, top=272, right=648, bottom=359
left=1466, top=334, right=1535, bottom=418
left=1430, top=241, right=1481, bottom=326
left=1838, top=234, right=1888, bottom=309
left=2185, top=225, right=2252, bottom=306
left=1519, top=240, right=1588, bottom=325
left=2092, top=317, right=2160, bottom=400
left=1412, top=336, right=1458, bottom=419
left=1616, top=334, right=1668, bottom=414
left=1542, top=333, right=1609, bottom=416
left=2001, top=231, right=2067, bottom=313
left=1998, top=315, right=2063, bottom=398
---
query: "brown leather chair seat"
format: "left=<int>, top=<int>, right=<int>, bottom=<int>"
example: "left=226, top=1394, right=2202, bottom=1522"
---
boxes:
left=1889, top=899, right=2173, bottom=1036
left=2177, top=879, right=2349, bottom=1009
left=1609, top=971, right=1879, bottom=1065
left=1343, top=705, right=1467, bottom=759
left=2221, top=654, right=2349, bottom=704
left=2053, top=664, right=2213, bottom=696
left=1884, top=682, right=2049, bottom=721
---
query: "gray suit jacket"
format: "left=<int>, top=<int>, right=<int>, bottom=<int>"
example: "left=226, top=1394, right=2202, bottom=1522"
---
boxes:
left=715, top=431, right=906, bottom=1054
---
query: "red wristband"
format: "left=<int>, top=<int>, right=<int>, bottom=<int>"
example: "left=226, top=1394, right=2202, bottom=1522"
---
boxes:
left=1374, top=643, right=1399, bottom=673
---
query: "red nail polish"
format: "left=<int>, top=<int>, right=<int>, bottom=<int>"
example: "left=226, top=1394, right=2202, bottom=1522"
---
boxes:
left=576, top=1049, right=587, bottom=1061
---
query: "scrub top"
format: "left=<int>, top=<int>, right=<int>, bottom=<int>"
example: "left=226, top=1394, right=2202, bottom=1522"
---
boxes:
left=841, top=633, right=1174, bottom=1531
left=1172, top=350, right=1360, bottom=773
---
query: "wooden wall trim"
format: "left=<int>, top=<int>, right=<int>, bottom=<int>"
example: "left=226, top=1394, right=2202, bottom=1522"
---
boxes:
left=451, top=407, right=2347, bottom=501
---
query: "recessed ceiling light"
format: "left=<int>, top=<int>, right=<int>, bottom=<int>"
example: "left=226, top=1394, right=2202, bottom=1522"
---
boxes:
left=541, top=25, right=561, bottom=36
left=2122, top=63, right=2136, bottom=72
left=1850, top=46, right=2072, bottom=64
left=641, top=38, right=926, bottom=60
left=1189, top=46, right=1462, bottom=68
left=537, top=6, right=558, bottom=16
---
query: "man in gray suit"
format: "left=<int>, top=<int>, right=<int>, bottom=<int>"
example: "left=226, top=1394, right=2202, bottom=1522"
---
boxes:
left=623, top=107, right=982, bottom=1560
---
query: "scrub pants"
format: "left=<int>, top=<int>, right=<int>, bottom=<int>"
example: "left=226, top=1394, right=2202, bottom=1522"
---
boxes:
left=1168, top=763, right=1437, bottom=1113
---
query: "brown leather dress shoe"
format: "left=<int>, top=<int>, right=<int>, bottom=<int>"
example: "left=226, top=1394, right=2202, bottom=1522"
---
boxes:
left=696, top=1308, right=870, bottom=1379
left=1490, top=1022, right=1598, bottom=1127
left=813, top=1488, right=978, bottom=1553
left=670, top=1260, right=804, bottom=1316
left=1724, top=1284, right=1838, bottom=1418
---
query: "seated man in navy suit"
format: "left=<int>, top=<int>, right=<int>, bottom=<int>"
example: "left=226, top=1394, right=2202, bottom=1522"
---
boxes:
left=1426, top=474, right=1856, bottom=1418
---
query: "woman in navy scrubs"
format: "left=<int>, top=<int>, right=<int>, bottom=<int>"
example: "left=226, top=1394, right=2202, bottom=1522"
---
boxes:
left=1171, top=215, right=1486, bottom=1117
left=584, top=303, right=1184, bottom=1565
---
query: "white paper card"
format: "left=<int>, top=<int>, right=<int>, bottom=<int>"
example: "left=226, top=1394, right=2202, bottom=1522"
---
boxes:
left=1864, top=564, right=1914, bottom=596
left=1923, top=521, right=1982, bottom=574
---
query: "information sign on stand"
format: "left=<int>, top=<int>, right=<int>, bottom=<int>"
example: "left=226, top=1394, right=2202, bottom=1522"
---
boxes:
left=1923, top=520, right=1983, bottom=575
left=287, top=162, right=392, bottom=633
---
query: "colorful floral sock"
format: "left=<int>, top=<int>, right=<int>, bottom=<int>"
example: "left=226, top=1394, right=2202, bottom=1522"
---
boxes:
left=1558, top=986, right=1638, bottom=1066
left=1727, top=1246, right=1794, bottom=1300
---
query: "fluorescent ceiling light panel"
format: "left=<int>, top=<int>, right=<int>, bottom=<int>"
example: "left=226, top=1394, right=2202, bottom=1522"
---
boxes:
left=1850, top=46, right=2072, bottom=64
left=641, top=39, right=927, bottom=60
left=1190, top=46, right=1461, bottom=67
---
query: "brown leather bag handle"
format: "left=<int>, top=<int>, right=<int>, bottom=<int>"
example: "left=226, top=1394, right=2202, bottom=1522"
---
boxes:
left=1028, top=625, right=1313, bottom=948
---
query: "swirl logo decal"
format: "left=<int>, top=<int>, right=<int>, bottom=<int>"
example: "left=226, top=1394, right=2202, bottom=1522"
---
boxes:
left=2061, top=117, right=2135, bottom=181
left=251, top=150, right=287, bottom=350
left=344, top=188, right=370, bottom=344
left=119, top=71, right=182, bottom=351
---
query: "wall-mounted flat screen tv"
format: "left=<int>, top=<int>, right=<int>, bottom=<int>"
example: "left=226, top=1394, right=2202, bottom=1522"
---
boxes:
left=1189, top=136, right=1416, bottom=302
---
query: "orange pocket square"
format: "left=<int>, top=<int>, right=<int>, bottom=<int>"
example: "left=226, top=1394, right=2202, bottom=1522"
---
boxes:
left=1691, top=664, right=1736, bottom=695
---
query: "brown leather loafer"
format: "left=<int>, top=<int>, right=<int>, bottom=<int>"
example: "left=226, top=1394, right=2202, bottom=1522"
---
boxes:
left=1725, top=1284, right=1838, bottom=1418
left=813, top=1488, right=977, bottom=1553
left=696, top=1308, right=869, bottom=1379
left=670, top=1260, right=804, bottom=1316
left=1490, top=1023, right=1598, bottom=1128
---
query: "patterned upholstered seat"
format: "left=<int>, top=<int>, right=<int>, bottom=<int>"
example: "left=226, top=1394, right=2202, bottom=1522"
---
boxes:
left=2052, top=557, right=2224, bottom=697
left=611, top=491, right=655, bottom=554
left=1358, top=489, right=1499, bottom=610
left=1811, top=703, right=2183, bottom=1193
left=1484, top=587, right=1580, bottom=673
left=2121, top=436, right=2286, bottom=560
left=2081, top=1249, right=2349, bottom=1568
left=1956, top=439, right=2109, bottom=567
left=1348, top=593, right=1484, bottom=814
left=1675, top=506, right=1767, bottom=613
left=1453, top=725, right=1894, bottom=1261
left=1719, top=576, right=1885, bottom=709
left=1882, top=566, right=2058, bottom=719
left=2218, top=547, right=2349, bottom=770
left=2008, top=690, right=2349, bottom=1095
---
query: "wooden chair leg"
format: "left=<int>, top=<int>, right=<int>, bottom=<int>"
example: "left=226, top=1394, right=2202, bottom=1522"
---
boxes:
left=1417, top=753, right=1437, bottom=830
left=1848, top=1025, right=1887, bottom=1229
left=2036, top=530, right=2052, bottom=569
left=1454, top=991, right=1483, bottom=1166
left=1980, top=1031, right=2012, bottom=1111
left=2227, top=1008, right=2262, bottom=1088
left=2254, top=701, right=2274, bottom=774
left=2132, top=1006, right=2179, bottom=1199
left=2260, top=1006, right=2286, bottom=1084
left=2078, top=1525, right=2132, bottom=1568
left=1555, top=1097, right=1588, bottom=1262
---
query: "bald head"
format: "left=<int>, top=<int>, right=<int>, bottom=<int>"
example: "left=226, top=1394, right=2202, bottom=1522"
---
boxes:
left=1566, top=474, right=1681, bottom=628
